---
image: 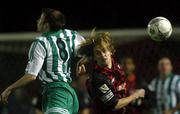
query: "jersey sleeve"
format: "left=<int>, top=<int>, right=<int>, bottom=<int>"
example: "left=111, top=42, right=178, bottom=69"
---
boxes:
left=93, top=76, right=119, bottom=109
left=74, top=33, right=85, bottom=57
left=148, top=79, right=156, bottom=92
left=25, top=40, right=46, bottom=76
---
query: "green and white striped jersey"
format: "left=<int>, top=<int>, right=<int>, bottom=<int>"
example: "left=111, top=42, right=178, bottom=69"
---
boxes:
left=148, top=73, right=180, bottom=114
left=25, top=29, right=84, bottom=85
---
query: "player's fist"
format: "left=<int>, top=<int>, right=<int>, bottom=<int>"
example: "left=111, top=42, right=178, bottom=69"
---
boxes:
left=137, top=89, right=145, bottom=98
left=77, top=64, right=86, bottom=76
left=133, top=89, right=145, bottom=99
left=76, top=57, right=88, bottom=76
left=0, top=88, right=12, bottom=105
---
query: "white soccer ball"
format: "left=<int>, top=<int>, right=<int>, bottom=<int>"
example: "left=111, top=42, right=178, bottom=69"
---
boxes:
left=147, top=17, right=172, bottom=41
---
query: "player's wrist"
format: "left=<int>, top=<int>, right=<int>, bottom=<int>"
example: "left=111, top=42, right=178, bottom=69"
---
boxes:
left=130, top=93, right=138, bottom=101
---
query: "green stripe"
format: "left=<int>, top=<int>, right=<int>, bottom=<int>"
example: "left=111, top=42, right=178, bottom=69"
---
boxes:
left=37, top=39, right=54, bottom=83
left=71, top=31, right=76, bottom=56
left=56, top=30, right=66, bottom=72
left=46, top=35, right=64, bottom=81
left=42, top=53, right=55, bottom=82
left=36, top=40, right=46, bottom=52
left=42, top=63, right=54, bottom=83
left=63, top=30, right=72, bottom=73
left=37, top=39, right=52, bottom=82
left=168, top=75, right=174, bottom=109
left=175, top=78, right=180, bottom=91
left=60, top=30, right=66, bottom=72
left=47, top=37, right=58, bottom=71
left=155, top=77, right=159, bottom=93
left=29, top=41, right=38, bottom=61
left=175, top=78, right=180, bottom=103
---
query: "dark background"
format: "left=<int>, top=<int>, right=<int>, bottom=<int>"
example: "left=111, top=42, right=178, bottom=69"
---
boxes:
left=0, top=0, right=180, bottom=32
left=0, top=1, right=180, bottom=114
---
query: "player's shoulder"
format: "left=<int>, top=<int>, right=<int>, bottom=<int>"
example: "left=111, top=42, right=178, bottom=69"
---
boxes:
left=64, top=29, right=78, bottom=33
left=63, top=29, right=77, bottom=35
left=65, top=29, right=83, bottom=38
left=173, top=74, right=180, bottom=80
left=35, top=36, right=47, bottom=41
left=174, top=74, right=180, bottom=77
left=149, top=76, right=159, bottom=86
left=31, top=36, right=48, bottom=48
left=92, top=72, right=110, bottom=86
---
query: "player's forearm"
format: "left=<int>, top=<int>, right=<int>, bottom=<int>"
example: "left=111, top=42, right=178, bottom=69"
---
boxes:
left=114, top=95, right=136, bottom=110
left=7, top=74, right=36, bottom=91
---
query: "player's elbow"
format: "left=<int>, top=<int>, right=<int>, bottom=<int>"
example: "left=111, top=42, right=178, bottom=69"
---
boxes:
left=30, top=75, right=37, bottom=80
left=25, top=74, right=37, bottom=81
left=104, top=98, right=119, bottom=110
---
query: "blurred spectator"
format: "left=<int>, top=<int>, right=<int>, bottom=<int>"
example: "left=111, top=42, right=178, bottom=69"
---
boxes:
left=32, top=95, right=43, bottom=114
left=7, top=88, right=35, bottom=114
left=121, top=57, right=137, bottom=94
left=148, top=57, right=180, bottom=114
left=121, top=57, right=142, bottom=114
left=72, top=74, right=91, bottom=114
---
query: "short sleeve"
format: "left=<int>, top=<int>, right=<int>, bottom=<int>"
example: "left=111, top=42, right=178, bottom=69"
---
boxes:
left=148, top=79, right=156, bottom=92
left=74, top=33, right=85, bottom=57
left=93, top=76, right=119, bottom=109
left=25, top=40, right=46, bottom=76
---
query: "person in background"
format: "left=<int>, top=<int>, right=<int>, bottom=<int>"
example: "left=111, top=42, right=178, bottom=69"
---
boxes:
left=121, top=57, right=137, bottom=96
left=148, top=57, right=180, bottom=114
left=72, top=74, right=91, bottom=114
left=121, top=57, right=142, bottom=114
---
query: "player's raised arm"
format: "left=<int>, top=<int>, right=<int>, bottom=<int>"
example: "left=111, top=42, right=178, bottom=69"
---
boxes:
left=0, top=74, right=36, bottom=104
left=0, top=39, right=46, bottom=104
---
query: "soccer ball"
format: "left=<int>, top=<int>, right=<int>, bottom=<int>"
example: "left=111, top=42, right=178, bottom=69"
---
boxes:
left=147, top=17, right=172, bottom=41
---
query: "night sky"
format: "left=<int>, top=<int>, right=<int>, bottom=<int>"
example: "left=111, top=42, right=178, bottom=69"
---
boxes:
left=0, top=0, right=180, bottom=32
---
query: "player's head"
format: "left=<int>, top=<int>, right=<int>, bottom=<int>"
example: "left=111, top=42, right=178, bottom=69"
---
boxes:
left=37, top=8, right=66, bottom=32
left=121, top=57, right=135, bottom=75
left=80, top=29, right=115, bottom=67
left=158, top=57, right=173, bottom=77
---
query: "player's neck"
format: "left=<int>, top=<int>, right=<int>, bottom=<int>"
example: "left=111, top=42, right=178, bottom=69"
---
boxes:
left=98, top=61, right=112, bottom=69
left=160, top=72, right=172, bottom=79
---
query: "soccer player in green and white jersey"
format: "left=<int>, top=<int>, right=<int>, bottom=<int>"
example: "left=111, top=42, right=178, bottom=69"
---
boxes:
left=148, top=57, right=180, bottom=114
left=0, top=8, right=84, bottom=114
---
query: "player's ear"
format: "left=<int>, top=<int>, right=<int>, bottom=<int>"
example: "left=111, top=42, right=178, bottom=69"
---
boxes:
left=44, top=22, right=50, bottom=31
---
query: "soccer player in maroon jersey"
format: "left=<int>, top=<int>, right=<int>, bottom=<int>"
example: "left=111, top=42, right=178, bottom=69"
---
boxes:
left=77, top=31, right=145, bottom=114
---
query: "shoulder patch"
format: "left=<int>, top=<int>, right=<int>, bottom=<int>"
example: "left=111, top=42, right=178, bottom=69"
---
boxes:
left=99, top=84, right=109, bottom=93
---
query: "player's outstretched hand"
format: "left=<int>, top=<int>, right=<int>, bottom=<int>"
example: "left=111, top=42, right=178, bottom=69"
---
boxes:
left=0, top=88, right=12, bottom=105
